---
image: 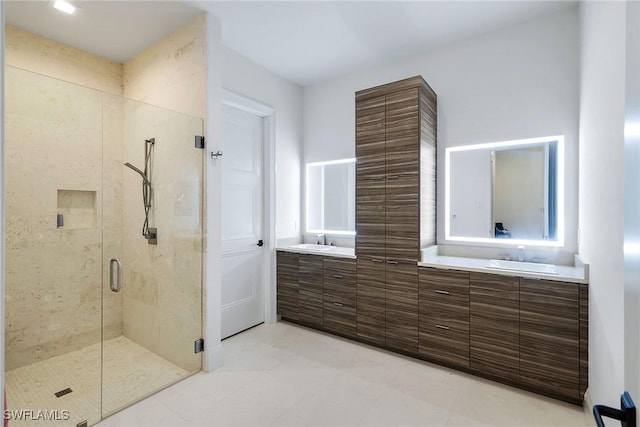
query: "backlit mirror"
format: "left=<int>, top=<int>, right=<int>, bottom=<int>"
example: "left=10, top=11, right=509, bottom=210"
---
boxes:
left=306, top=158, right=356, bottom=235
left=445, top=135, right=564, bottom=246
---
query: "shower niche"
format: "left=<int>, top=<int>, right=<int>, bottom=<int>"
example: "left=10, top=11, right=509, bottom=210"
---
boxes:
left=56, top=189, right=97, bottom=229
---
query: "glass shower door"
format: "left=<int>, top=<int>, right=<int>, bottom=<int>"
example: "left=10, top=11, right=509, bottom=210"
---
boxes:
left=4, top=66, right=104, bottom=426
left=101, top=98, right=204, bottom=417
left=4, top=66, right=203, bottom=426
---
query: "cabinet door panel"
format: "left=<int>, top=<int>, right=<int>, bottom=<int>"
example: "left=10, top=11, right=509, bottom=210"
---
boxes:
left=385, top=174, right=419, bottom=261
left=385, top=88, right=419, bottom=140
left=356, top=176, right=386, bottom=259
left=386, top=262, right=418, bottom=353
left=356, top=95, right=386, bottom=178
left=356, top=258, right=386, bottom=346
left=276, top=251, right=299, bottom=320
left=520, top=278, right=579, bottom=400
left=470, top=272, right=519, bottom=381
left=298, top=254, right=323, bottom=328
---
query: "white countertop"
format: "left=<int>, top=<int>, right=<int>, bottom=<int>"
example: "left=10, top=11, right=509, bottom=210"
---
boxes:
left=418, top=254, right=588, bottom=284
left=277, top=244, right=356, bottom=259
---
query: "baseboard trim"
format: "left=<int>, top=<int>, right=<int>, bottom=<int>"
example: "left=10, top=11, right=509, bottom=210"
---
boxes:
left=203, top=341, right=224, bottom=372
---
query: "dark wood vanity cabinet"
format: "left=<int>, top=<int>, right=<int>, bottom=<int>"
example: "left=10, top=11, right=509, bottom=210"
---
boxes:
left=275, top=75, right=590, bottom=405
left=276, top=251, right=356, bottom=338
left=520, top=278, right=580, bottom=401
left=323, top=258, right=357, bottom=338
left=470, top=272, right=520, bottom=382
left=298, top=254, right=324, bottom=328
left=466, top=273, right=588, bottom=402
left=276, top=251, right=299, bottom=321
left=418, top=267, right=470, bottom=368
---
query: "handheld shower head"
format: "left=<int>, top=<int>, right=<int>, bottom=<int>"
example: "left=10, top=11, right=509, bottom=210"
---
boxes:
left=124, top=162, right=150, bottom=184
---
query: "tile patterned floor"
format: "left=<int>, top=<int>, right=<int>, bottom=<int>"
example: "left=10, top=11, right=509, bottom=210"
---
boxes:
left=5, top=336, right=189, bottom=427
left=97, top=321, right=593, bottom=427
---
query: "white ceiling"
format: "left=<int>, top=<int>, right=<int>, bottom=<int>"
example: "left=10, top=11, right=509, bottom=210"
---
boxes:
left=4, top=1, right=577, bottom=87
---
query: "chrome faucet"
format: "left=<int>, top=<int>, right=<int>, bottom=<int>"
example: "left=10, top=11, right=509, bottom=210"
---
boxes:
left=315, top=234, right=326, bottom=245
left=517, top=245, right=525, bottom=262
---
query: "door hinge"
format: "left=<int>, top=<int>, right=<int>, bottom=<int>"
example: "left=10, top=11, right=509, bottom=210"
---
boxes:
left=195, top=135, right=205, bottom=149
left=194, top=338, right=204, bottom=354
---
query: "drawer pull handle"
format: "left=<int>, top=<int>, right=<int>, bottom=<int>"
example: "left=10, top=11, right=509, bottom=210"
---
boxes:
left=371, top=259, right=384, bottom=263
left=333, top=302, right=344, bottom=307
left=387, top=260, right=399, bottom=265
left=434, top=290, right=450, bottom=295
left=435, top=324, right=450, bottom=330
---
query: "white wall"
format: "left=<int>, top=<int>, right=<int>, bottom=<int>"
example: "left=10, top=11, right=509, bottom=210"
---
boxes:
left=303, top=7, right=579, bottom=259
left=204, top=12, right=224, bottom=370
left=624, top=0, right=640, bottom=412
left=220, top=46, right=304, bottom=241
left=579, top=1, right=626, bottom=409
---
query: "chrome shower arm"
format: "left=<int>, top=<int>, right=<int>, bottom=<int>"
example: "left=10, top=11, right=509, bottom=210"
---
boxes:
left=124, top=162, right=150, bottom=185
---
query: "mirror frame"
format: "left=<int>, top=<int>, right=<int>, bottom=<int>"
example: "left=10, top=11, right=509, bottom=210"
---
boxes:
left=444, top=135, right=565, bottom=247
left=305, top=158, right=356, bottom=236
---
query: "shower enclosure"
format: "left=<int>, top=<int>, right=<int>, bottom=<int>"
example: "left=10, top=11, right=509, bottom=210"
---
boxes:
left=4, top=66, right=203, bottom=426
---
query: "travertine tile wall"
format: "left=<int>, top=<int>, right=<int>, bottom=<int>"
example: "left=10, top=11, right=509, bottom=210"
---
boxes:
left=121, top=16, right=206, bottom=372
left=120, top=101, right=203, bottom=373
left=4, top=65, right=123, bottom=370
left=5, top=25, right=123, bottom=96
left=4, top=26, right=126, bottom=370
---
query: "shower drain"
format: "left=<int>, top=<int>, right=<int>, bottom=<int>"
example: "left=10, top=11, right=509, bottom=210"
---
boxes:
left=54, top=387, right=72, bottom=398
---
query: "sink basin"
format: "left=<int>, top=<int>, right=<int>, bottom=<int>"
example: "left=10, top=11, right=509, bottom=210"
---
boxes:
left=288, top=243, right=333, bottom=251
left=486, top=259, right=559, bottom=275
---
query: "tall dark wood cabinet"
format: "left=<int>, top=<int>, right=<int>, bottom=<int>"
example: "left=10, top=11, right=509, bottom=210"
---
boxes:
left=355, top=76, right=437, bottom=353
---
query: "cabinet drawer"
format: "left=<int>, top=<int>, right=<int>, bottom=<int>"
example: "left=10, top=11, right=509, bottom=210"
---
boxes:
left=419, top=321, right=469, bottom=368
left=323, top=258, right=356, bottom=295
left=420, top=301, right=469, bottom=332
left=323, top=290, right=355, bottom=309
left=323, top=257, right=356, bottom=276
left=323, top=301, right=356, bottom=337
left=419, top=268, right=469, bottom=303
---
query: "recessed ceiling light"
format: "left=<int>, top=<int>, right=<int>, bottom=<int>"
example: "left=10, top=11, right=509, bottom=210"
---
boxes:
left=53, top=0, right=76, bottom=15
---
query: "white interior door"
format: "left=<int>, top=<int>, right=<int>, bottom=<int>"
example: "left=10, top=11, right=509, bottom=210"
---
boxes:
left=221, top=104, right=265, bottom=339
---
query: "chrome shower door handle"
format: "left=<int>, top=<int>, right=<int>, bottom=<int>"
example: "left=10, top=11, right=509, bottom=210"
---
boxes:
left=110, top=258, right=122, bottom=292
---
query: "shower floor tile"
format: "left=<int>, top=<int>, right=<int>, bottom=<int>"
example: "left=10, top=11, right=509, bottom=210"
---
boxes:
left=5, top=336, right=190, bottom=427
